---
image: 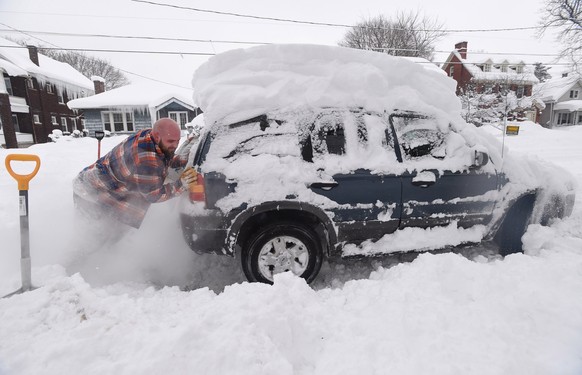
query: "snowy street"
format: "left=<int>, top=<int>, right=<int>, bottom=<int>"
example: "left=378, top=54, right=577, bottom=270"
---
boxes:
left=0, top=122, right=581, bottom=374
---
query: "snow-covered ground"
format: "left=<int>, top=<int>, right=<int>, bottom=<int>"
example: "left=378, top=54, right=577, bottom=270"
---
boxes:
left=0, top=121, right=581, bottom=374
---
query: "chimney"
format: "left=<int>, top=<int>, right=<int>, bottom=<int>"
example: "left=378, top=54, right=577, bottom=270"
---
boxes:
left=455, top=41, right=468, bottom=60
left=27, top=45, right=39, bottom=66
left=91, top=75, right=105, bottom=94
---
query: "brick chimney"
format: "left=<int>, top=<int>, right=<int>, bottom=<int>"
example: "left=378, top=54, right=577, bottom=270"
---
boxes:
left=27, top=45, right=39, bottom=66
left=91, top=75, right=105, bottom=94
left=455, top=41, right=468, bottom=60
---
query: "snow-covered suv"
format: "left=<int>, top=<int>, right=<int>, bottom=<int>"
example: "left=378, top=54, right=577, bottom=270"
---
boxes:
left=180, top=107, right=575, bottom=284
left=178, top=44, right=576, bottom=284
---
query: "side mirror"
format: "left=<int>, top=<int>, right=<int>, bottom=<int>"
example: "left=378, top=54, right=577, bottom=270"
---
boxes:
left=473, top=150, right=489, bottom=167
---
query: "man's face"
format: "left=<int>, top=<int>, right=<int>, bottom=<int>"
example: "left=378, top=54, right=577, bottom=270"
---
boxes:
left=159, top=133, right=181, bottom=158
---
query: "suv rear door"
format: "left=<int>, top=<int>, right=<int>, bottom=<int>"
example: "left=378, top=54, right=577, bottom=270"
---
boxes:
left=307, top=110, right=402, bottom=244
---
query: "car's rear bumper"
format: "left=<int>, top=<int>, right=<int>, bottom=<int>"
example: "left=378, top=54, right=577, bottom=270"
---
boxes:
left=180, top=211, right=231, bottom=255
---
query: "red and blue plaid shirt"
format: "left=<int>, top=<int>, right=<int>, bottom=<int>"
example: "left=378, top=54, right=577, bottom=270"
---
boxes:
left=75, top=129, right=187, bottom=228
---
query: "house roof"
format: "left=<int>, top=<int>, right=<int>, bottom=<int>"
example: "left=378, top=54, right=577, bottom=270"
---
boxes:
left=553, top=99, right=582, bottom=111
left=444, top=47, right=539, bottom=85
left=0, top=37, right=94, bottom=92
left=535, top=74, right=581, bottom=102
left=67, top=82, right=195, bottom=111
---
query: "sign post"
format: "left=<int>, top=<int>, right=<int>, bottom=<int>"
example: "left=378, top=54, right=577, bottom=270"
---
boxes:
left=95, top=130, right=105, bottom=159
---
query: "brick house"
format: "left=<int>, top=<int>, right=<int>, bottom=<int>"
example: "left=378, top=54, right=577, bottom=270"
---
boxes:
left=441, top=41, right=540, bottom=122
left=0, top=38, right=95, bottom=148
left=68, top=81, right=199, bottom=137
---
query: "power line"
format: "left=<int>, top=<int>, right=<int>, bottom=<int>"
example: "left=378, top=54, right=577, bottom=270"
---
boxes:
left=0, top=22, right=192, bottom=89
left=0, top=29, right=566, bottom=59
left=1, top=44, right=574, bottom=67
left=131, top=0, right=543, bottom=33
left=0, top=29, right=266, bottom=45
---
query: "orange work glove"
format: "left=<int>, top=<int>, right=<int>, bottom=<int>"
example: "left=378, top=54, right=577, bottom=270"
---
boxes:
left=180, top=167, right=198, bottom=188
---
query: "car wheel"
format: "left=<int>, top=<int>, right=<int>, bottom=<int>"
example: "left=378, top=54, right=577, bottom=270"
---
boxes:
left=242, top=222, right=323, bottom=284
left=494, top=194, right=535, bottom=256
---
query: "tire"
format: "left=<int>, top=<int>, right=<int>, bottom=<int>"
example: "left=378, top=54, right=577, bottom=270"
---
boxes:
left=241, top=222, right=323, bottom=284
left=494, top=195, right=535, bottom=256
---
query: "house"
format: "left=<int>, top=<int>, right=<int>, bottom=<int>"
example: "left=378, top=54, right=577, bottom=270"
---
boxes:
left=441, top=41, right=540, bottom=122
left=535, top=73, right=582, bottom=127
left=67, top=81, right=199, bottom=136
left=0, top=37, right=95, bottom=148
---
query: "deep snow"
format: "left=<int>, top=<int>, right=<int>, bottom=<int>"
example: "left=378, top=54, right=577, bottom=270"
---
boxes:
left=0, top=121, right=581, bottom=374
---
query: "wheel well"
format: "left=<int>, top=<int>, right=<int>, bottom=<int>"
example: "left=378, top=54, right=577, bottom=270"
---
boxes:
left=494, top=193, right=536, bottom=255
left=235, top=209, right=331, bottom=256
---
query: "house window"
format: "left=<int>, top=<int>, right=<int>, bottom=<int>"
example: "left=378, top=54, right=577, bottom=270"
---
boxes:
left=570, top=90, right=579, bottom=99
left=102, top=111, right=134, bottom=132
left=71, top=118, right=77, bottom=130
left=501, top=65, right=508, bottom=73
left=51, top=115, right=57, bottom=125
left=61, top=117, right=68, bottom=132
left=483, top=64, right=491, bottom=72
left=57, top=90, right=64, bottom=104
left=46, top=82, right=53, bottom=93
left=168, top=111, right=189, bottom=129
left=12, top=114, right=20, bottom=132
left=578, top=114, right=582, bottom=124
left=516, top=86, right=525, bottom=98
left=27, top=78, right=34, bottom=89
left=557, top=112, right=573, bottom=125
left=33, top=114, right=41, bottom=124
left=516, top=66, right=523, bottom=74
left=4, top=77, right=13, bottom=95
left=449, top=66, right=454, bottom=77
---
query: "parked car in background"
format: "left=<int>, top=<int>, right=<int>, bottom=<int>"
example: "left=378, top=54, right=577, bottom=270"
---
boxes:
left=177, top=44, right=576, bottom=284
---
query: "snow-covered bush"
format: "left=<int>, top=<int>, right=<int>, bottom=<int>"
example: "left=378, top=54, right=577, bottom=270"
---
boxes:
left=48, top=129, right=63, bottom=142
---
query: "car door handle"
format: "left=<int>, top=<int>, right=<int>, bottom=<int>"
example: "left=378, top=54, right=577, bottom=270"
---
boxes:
left=310, top=181, right=339, bottom=190
left=412, top=171, right=436, bottom=188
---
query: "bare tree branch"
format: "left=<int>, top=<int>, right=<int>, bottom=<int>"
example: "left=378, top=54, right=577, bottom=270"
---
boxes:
left=538, top=0, right=582, bottom=67
left=338, top=11, right=446, bottom=60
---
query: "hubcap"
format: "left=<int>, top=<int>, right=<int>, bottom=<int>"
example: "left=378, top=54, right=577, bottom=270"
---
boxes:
left=257, top=235, right=309, bottom=281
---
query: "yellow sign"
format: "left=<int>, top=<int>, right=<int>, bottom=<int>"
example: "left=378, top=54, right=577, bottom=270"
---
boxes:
left=506, top=125, right=520, bottom=135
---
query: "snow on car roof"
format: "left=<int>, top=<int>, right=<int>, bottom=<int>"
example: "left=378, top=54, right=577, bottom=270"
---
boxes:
left=192, top=44, right=460, bottom=125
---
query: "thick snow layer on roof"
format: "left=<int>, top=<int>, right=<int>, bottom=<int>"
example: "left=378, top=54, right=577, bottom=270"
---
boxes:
left=535, top=74, right=581, bottom=102
left=450, top=50, right=538, bottom=84
left=0, top=37, right=93, bottom=92
left=67, top=83, right=195, bottom=110
left=193, top=44, right=460, bottom=125
left=554, top=100, right=582, bottom=111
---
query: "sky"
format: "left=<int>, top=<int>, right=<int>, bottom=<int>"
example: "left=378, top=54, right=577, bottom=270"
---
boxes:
left=0, top=0, right=566, bottom=91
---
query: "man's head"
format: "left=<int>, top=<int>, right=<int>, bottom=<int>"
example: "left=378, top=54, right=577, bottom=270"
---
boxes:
left=151, top=118, right=182, bottom=158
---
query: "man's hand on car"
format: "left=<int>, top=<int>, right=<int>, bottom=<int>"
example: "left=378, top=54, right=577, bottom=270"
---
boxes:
left=180, top=167, right=198, bottom=188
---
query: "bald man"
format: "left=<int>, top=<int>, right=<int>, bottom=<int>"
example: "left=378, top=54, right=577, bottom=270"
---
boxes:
left=73, top=118, right=197, bottom=232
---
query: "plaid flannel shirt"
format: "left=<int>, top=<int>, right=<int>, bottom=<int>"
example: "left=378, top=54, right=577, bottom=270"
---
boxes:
left=75, top=129, right=187, bottom=228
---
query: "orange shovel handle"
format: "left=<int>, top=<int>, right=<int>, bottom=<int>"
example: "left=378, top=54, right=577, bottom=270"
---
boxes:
left=5, top=154, right=41, bottom=191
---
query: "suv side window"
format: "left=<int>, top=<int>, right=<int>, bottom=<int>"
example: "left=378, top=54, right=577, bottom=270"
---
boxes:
left=390, top=114, right=445, bottom=160
left=313, top=113, right=346, bottom=156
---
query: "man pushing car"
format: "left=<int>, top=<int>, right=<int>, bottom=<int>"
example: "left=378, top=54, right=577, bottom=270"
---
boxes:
left=72, top=117, right=198, bottom=245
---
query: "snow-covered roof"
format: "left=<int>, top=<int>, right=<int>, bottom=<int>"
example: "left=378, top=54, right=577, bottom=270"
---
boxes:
left=0, top=37, right=94, bottom=93
left=535, top=74, right=581, bottom=102
left=446, top=47, right=538, bottom=85
left=553, top=99, right=582, bottom=111
left=67, top=82, right=195, bottom=111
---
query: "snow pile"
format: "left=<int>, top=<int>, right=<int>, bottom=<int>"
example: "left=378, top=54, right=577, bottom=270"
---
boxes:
left=192, top=44, right=460, bottom=125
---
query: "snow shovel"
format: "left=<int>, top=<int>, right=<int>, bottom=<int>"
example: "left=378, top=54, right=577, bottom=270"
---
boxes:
left=95, top=130, right=105, bottom=159
left=3, top=154, right=41, bottom=298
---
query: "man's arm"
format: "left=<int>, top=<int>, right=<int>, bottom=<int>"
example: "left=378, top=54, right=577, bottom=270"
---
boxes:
left=134, top=156, right=186, bottom=203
